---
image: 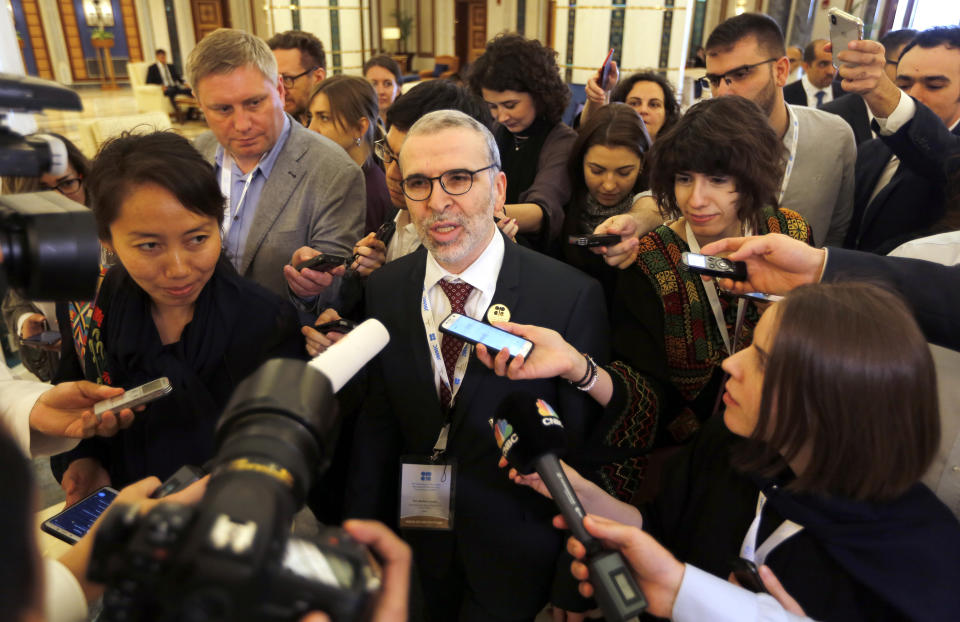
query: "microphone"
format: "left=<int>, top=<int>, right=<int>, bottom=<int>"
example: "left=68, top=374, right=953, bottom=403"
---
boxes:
left=492, top=392, right=647, bottom=621
left=309, top=318, right=390, bottom=392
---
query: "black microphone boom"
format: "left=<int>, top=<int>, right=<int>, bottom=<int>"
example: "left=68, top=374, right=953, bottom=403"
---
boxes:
left=492, top=393, right=647, bottom=621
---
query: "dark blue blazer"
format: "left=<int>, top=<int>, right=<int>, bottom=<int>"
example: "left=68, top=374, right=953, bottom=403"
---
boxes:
left=345, top=236, right=609, bottom=617
left=822, top=93, right=873, bottom=145
left=783, top=79, right=844, bottom=107
left=844, top=98, right=960, bottom=253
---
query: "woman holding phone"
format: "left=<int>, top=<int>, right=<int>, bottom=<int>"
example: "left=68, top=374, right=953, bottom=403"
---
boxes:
left=479, top=96, right=811, bottom=500
left=468, top=33, right=577, bottom=252
left=492, top=282, right=960, bottom=621
left=52, top=132, right=304, bottom=507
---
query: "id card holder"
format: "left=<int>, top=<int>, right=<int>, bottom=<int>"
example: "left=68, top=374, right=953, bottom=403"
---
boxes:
left=398, top=456, right=457, bottom=530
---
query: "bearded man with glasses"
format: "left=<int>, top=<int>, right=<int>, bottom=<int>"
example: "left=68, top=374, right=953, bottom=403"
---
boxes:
left=701, top=13, right=856, bottom=246
left=345, top=109, right=610, bottom=621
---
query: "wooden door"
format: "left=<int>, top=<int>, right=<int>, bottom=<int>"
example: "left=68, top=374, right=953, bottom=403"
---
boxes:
left=191, top=0, right=229, bottom=43
left=454, top=0, right=487, bottom=66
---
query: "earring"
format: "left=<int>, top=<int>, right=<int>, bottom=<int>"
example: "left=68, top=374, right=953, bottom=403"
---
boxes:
left=355, top=137, right=362, bottom=146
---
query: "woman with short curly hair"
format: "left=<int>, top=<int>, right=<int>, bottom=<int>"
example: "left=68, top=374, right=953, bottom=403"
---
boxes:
left=468, top=33, right=576, bottom=253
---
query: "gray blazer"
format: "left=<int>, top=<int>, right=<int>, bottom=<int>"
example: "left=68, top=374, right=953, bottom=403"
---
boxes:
left=194, top=119, right=366, bottom=305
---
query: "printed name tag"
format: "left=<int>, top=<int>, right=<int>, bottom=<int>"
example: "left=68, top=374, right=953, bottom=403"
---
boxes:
left=398, top=457, right=456, bottom=530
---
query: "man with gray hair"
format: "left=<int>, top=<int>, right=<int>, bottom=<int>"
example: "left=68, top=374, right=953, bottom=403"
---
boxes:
left=346, top=109, right=609, bottom=620
left=187, top=28, right=364, bottom=308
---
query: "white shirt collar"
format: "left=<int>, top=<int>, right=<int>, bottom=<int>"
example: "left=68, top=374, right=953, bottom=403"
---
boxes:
left=801, top=73, right=828, bottom=103
left=423, top=227, right=504, bottom=297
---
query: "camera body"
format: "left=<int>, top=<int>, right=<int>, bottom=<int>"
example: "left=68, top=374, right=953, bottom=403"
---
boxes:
left=88, top=358, right=381, bottom=622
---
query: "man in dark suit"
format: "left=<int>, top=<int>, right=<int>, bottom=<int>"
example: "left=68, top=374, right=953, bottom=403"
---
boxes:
left=783, top=39, right=843, bottom=107
left=145, top=49, right=192, bottom=119
left=822, top=29, right=918, bottom=144
left=841, top=27, right=960, bottom=253
left=346, top=109, right=608, bottom=621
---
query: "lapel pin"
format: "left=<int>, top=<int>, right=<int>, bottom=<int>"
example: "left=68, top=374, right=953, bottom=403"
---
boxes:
left=487, top=303, right=511, bottom=323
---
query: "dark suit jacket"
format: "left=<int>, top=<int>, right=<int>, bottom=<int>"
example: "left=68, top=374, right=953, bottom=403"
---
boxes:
left=783, top=79, right=844, bottom=107
left=844, top=98, right=960, bottom=253
left=824, top=247, right=960, bottom=351
left=145, top=62, right=183, bottom=86
left=346, top=237, right=609, bottom=617
left=822, top=93, right=873, bottom=145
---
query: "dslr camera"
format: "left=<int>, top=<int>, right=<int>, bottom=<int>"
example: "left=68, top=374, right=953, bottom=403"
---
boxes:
left=88, top=357, right=382, bottom=622
left=0, top=73, right=99, bottom=301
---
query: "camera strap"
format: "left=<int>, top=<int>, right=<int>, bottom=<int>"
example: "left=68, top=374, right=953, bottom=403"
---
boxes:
left=685, top=222, right=748, bottom=355
left=740, top=491, right=804, bottom=566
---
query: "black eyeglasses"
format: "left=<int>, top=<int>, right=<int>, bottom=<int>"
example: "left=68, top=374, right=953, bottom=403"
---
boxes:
left=41, top=177, right=82, bottom=195
left=374, top=139, right=398, bottom=165
left=281, top=66, right=318, bottom=88
left=700, top=58, right=779, bottom=90
left=401, top=164, right=498, bottom=201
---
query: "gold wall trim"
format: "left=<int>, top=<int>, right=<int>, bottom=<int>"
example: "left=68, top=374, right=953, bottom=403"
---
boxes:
left=554, top=5, right=688, bottom=10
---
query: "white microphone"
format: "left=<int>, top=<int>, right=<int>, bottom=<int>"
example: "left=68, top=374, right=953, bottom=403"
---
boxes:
left=308, top=319, right=390, bottom=392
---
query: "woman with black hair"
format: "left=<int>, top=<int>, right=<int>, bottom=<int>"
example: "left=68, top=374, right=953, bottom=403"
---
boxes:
left=52, top=131, right=305, bottom=507
left=478, top=96, right=811, bottom=501
left=468, top=33, right=577, bottom=252
left=581, top=68, right=681, bottom=141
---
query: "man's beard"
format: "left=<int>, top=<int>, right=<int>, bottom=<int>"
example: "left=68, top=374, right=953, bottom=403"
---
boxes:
left=414, top=198, right=497, bottom=270
left=755, top=69, right=779, bottom=118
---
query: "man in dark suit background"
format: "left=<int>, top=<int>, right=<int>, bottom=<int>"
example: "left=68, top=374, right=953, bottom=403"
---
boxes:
left=841, top=26, right=960, bottom=253
left=823, top=29, right=917, bottom=145
left=145, top=49, right=192, bottom=119
left=783, top=39, right=844, bottom=107
left=346, top=109, right=608, bottom=621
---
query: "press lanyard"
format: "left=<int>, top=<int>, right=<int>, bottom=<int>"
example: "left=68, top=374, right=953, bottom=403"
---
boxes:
left=740, top=491, right=804, bottom=566
left=219, top=152, right=262, bottom=236
left=778, top=109, right=800, bottom=204
left=686, top=221, right=748, bottom=355
left=421, top=282, right=473, bottom=459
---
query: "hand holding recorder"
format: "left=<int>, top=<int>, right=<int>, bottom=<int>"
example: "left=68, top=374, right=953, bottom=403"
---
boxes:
left=699, top=233, right=825, bottom=295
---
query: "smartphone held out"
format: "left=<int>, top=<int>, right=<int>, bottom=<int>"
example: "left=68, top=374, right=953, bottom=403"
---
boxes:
left=440, top=313, right=534, bottom=359
left=41, top=486, right=119, bottom=544
left=828, top=8, right=864, bottom=67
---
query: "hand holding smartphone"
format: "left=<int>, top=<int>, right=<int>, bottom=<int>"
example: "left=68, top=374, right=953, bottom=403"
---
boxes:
left=568, top=233, right=621, bottom=248
left=295, top=253, right=351, bottom=272
left=599, top=48, right=615, bottom=91
left=41, top=486, right=119, bottom=544
left=440, top=313, right=534, bottom=359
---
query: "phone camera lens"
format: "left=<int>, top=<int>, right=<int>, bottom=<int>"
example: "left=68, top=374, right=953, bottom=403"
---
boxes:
left=831, top=15, right=836, bottom=24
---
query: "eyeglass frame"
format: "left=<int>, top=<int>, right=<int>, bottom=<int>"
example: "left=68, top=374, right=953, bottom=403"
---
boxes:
left=40, top=176, right=83, bottom=196
left=400, top=164, right=499, bottom=201
left=699, top=58, right=780, bottom=90
left=374, top=139, right=398, bottom=165
left=280, top=66, right=318, bottom=89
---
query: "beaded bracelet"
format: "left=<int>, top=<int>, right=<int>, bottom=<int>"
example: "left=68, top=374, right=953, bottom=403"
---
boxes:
left=570, top=353, right=598, bottom=392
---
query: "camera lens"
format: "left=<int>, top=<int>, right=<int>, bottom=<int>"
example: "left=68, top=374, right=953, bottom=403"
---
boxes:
left=831, top=15, right=836, bottom=24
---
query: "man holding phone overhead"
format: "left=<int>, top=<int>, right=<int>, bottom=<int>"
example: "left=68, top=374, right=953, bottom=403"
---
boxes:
left=839, top=26, right=960, bottom=253
left=345, top=109, right=609, bottom=621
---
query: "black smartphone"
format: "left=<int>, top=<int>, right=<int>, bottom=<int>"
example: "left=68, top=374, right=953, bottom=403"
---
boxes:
left=568, top=233, right=621, bottom=247
left=41, top=486, right=119, bottom=544
left=295, top=253, right=350, bottom=272
left=681, top=252, right=748, bottom=281
left=314, top=318, right=359, bottom=334
left=374, top=220, right=397, bottom=245
left=731, top=558, right=767, bottom=593
left=439, top=313, right=533, bottom=359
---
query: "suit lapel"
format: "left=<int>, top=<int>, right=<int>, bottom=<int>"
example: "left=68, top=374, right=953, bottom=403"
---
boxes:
left=240, top=120, right=307, bottom=275
left=403, top=249, right=440, bottom=399
left=449, top=234, right=521, bottom=441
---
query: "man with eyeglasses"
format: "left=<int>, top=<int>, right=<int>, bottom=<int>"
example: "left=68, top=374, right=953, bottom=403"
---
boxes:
left=267, top=30, right=326, bottom=126
left=701, top=13, right=856, bottom=247
left=346, top=109, right=608, bottom=621
left=188, top=28, right=363, bottom=310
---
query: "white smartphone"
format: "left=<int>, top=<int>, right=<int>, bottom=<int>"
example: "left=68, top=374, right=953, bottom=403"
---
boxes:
left=828, top=8, right=864, bottom=68
left=439, top=313, right=534, bottom=359
left=41, top=486, right=119, bottom=544
left=93, top=377, right=173, bottom=418
left=739, top=292, right=784, bottom=303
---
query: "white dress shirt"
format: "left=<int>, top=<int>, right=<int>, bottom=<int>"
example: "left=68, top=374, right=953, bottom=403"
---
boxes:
left=801, top=74, right=833, bottom=107
left=673, top=564, right=814, bottom=622
left=421, top=228, right=504, bottom=398
left=386, top=209, right=423, bottom=263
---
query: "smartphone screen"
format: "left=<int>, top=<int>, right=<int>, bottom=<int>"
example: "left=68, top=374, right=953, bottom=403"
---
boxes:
left=441, top=313, right=533, bottom=358
left=42, top=486, right=118, bottom=543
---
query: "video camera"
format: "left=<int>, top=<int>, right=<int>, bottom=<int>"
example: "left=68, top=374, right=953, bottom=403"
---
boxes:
left=88, top=321, right=391, bottom=622
left=0, top=73, right=100, bottom=301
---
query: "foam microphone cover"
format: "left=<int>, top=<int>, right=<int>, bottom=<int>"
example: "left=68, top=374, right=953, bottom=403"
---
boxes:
left=491, top=392, right=568, bottom=473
